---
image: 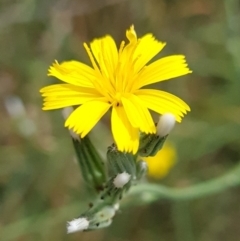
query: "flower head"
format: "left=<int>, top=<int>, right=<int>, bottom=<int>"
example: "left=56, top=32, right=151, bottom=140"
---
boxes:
left=40, top=25, right=191, bottom=154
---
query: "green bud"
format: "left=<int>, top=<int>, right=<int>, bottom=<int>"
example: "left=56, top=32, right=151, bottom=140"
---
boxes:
left=107, top=144, right=137, bottom=177
left=72, top=136, right=107, bottom=191
left=138, top=133, right=167, bottom=157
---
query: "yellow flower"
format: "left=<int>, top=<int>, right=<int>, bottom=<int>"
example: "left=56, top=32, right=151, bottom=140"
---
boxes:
left=142, top=143, right=176, bottom=179
left=40, top=25, right=191, bottom=154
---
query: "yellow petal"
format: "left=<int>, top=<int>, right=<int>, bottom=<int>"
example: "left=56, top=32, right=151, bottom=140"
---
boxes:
left=123, top=34, right=166, bottom=93
left=83, top=42, right=115, bottom=97
left=89, top=36, right=118, bottom=96
left=135, top=55, right=192, bottom=89
left=126, top=25, right=137, bottom=43
left=48, top=61, right=95, bottom=88
left=133, top=34, right=166, bottom=73
left=65, top=100, right=111, bottom=137
left=40, top=84, right=101, bottom=110
left=111, top=106, right=139, bottom=154
left=121, top=94, right=155, bottom=133
left=117, top=26, right=138, bottom=92
left=136, top=89, right=190, bottom=122
left=90, top=35, right=118, bottom=77
left=40, top=84, right=100, bottom=97
left=119, top=26, right=138, bottom=65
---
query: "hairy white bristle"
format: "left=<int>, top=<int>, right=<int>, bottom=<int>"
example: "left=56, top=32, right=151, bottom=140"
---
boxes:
left=67, top=217, right=89, bottom=234
left=113, top=172, right=131, bottom=188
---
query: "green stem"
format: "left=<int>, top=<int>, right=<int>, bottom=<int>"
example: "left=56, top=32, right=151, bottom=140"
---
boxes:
left=128, top=163, right=240, bottom=202
left=3, top=164, right=240, bottom=239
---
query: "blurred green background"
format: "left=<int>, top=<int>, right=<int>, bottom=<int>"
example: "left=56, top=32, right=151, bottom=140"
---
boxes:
left=1, top=0, right=240, bottom=240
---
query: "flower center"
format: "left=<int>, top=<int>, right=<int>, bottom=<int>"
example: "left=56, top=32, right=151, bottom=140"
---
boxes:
left=112, top=92, right=122, bottom=107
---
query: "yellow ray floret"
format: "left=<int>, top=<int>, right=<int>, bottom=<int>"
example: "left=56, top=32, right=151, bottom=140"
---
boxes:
left=40, top=25, right=192, bottom=154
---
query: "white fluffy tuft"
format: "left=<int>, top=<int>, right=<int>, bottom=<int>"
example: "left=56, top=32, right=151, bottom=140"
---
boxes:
left=157, top=113, right=176, bottom=137
left=113, top=172, right=131, bottom=188
left=67, top=217, right=89, bottom=234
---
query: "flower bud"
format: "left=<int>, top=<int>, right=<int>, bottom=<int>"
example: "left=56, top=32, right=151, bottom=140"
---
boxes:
left=157, top=113, right=176, bottom=137
left=72, top=136, right=107, bottom=191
